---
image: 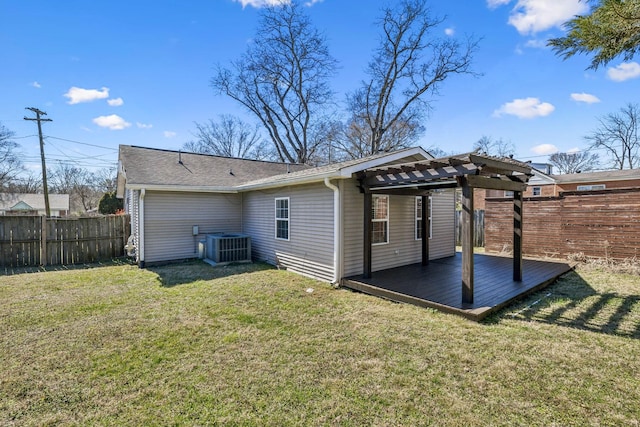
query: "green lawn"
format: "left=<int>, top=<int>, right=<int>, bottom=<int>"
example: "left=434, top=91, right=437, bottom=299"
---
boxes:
left=1, top=260, right=639, bottom=426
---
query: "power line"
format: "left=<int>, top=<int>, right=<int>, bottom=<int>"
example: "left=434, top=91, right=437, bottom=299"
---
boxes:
left=44, top=135, right=119, bottom=151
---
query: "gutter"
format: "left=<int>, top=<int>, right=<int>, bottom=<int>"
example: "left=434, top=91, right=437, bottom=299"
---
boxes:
left=324, top=178, right=342, bottom=285
left=139, top=188, right=146, bottom=268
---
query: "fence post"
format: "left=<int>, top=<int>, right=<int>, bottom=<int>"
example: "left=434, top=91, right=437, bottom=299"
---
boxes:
left=40, top=215, right=47, bottom=266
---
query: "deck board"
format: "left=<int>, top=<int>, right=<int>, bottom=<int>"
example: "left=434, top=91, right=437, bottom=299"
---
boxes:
left=343, top=253, right=573, bottom=321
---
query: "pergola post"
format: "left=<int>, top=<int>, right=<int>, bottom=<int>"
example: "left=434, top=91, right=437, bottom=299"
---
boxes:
left=421, top=195, right=429, bottom=266
left=363, top=190, right=372, bottom=279
left=460, top=178, right=474, bottom=304
left=513, top=190, right=523, bottom=281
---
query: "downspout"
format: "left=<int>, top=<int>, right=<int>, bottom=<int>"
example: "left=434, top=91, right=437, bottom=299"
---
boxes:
left=324, top=178, right=341, bottom=285
left=139, top=188, right=146, bottom=268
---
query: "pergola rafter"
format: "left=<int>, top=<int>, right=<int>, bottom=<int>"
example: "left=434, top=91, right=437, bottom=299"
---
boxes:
left=357, top=152, right=533, bottom=306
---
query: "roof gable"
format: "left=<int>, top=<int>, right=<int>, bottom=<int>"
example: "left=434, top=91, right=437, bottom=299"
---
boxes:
left=10, top=201, right=34, bottom=211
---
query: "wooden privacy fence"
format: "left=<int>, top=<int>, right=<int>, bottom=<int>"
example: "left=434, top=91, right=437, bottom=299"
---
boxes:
left=485, top=188, right=640, bottom=260
left=455, top=209, right=485, bottom=247
left=0, top=215, right=130, bottom=268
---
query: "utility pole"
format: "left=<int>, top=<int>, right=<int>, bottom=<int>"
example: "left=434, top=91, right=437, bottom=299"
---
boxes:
left=24, top=107, right=52, bottom=217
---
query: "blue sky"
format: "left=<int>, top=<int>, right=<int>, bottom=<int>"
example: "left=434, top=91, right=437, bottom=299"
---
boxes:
left=2, top=0, right=640, bottom=175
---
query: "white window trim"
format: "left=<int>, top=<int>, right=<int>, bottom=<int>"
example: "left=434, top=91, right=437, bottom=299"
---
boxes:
left=275, top=197, right=290, bottom=241
left=415, top=196, right=433, bottom=241
left=372, top=195, right=389, bottom=246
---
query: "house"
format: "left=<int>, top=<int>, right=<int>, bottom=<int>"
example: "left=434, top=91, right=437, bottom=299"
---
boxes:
left=0, top=193, right=70, bottom=217
left=116, top=145, right=454, bottom=283
left=485, top=167, right=640, bottom=200
left=117, top=145, right=573, bottom=320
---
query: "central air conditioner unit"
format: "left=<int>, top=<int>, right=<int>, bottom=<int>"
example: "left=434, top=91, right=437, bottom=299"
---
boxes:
left=205, top=233, right=252, bottom=264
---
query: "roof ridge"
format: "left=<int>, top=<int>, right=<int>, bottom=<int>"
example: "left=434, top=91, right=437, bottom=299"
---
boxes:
left=122, top=144, right=306, bottom=166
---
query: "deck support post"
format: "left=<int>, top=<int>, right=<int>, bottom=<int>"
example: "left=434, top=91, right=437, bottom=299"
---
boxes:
left=421, top=195, right=429, bottom=266
left=513, top=190, right=523, bottom=282
left=363, top=190, right=372, bottom=279
left=460, top=178, right=474, bottom=304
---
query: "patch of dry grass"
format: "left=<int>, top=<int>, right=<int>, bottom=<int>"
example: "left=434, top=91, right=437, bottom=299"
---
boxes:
left=1, top=261, right=639, bottom=425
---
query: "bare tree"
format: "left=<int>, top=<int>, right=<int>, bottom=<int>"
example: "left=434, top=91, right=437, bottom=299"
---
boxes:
left=4, top=173, right=42, bottom=193
left=0, top=122, right=23, bottom=189
left=345, top=0, right=478, bottom=157
left=182, top=115, right=271, bottom=160
left=585, top=103, right=640, bottom=169
left=49, top=163, right=100, bottom=213
left=473, top=136, right=515, bottom=157
left=335, top=115, right=424, bottom=160
left=548, top=151, right=599, bottom=174
left=93, top=167, right=117, bottom=193
left=211, top=2, right=337, bottom=164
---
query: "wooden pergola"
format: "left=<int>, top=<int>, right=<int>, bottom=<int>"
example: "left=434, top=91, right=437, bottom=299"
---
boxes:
left=357, top=153, right=533, bottom=305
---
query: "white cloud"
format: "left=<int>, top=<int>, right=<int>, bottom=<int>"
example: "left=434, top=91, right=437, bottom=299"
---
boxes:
left=164, top=131, right=177, bottom=138
left=233, top=0, right=289, bottom=8
left=607, top=62, right=640, bottom=82
left=31, top=81, right=41, bottom=88
left=444, top=27, right=455, bottom=36
left=107, top=97, right=124, bottom=106
left=65, top=86, right=110, bottom=104
left=489, top=0, right=588, bottom=35
left=493, top=97, right=555, bottom=119
left=525, top=39, right=546, bottom=49
left=570, top=92, right=600, bottom=104
left=567, top=147, right=581, bottom=154
left=137, top=122, right=153, bottom=129
left=487, top=0, right=510, bottom=8
left=304, top=0, right=323, bottom=5
left=92, top=114, right=131, bottom=130
left=531, top=143, right=558, bottom=155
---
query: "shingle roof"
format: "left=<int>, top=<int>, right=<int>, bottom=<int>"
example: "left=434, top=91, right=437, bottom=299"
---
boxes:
left=0, top=193, right=70, bottom=211
left=237, top=147, right=428, bottom=189
left=552, top=168, right=640, bottom=184
left=118, top=145, right=309, bottom=189
left=119, top=145, right=431, bottom=193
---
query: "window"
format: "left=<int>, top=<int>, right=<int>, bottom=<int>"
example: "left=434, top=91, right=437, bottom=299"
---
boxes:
left=532, top=186, right=541, bottom=196
left=504, top=191, right=514, bottom=197
left=577, top=184, right=606, bottom=191
left=415, top=196, right=432, bottom=240
left=372, top=195, right=388, bottom=245
left=275, top=197, right=289, bottom=240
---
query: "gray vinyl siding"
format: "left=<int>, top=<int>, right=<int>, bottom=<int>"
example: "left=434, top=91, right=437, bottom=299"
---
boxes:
left=242, top=183, right=335, bottom=282
left=144, top=191, right=242, bottom=263
left=341, top=178, right=455, bottom=277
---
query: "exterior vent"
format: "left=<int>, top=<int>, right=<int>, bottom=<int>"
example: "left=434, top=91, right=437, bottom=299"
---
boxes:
left=205, top=233, right=252, bottom=264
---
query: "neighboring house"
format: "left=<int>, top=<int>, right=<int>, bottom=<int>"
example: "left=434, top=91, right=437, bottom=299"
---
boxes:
left=0, top=193, right=70, bottom=217
left=116, top=145, right=455, bottom=283
left=485, top=168, right=640, bottom=200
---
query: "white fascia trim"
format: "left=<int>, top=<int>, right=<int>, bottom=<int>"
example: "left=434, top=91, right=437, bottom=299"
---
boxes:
left=337, top=146, right=432, bottom=177
left=125, top=184, right=238, bottom=194
left=237, top=146, right=432, bottom=192
left=237, top=172, right=346, bottom=192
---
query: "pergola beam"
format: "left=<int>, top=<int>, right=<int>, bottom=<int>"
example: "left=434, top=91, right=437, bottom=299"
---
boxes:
left=465, top=174, right=528, bottom=192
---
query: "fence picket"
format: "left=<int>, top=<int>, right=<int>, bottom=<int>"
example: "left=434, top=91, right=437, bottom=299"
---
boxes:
left=0, top=215, right=130, bottom=268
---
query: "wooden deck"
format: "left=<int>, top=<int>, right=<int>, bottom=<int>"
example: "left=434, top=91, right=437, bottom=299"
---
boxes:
left=342, top=253, right=573, bottom=321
